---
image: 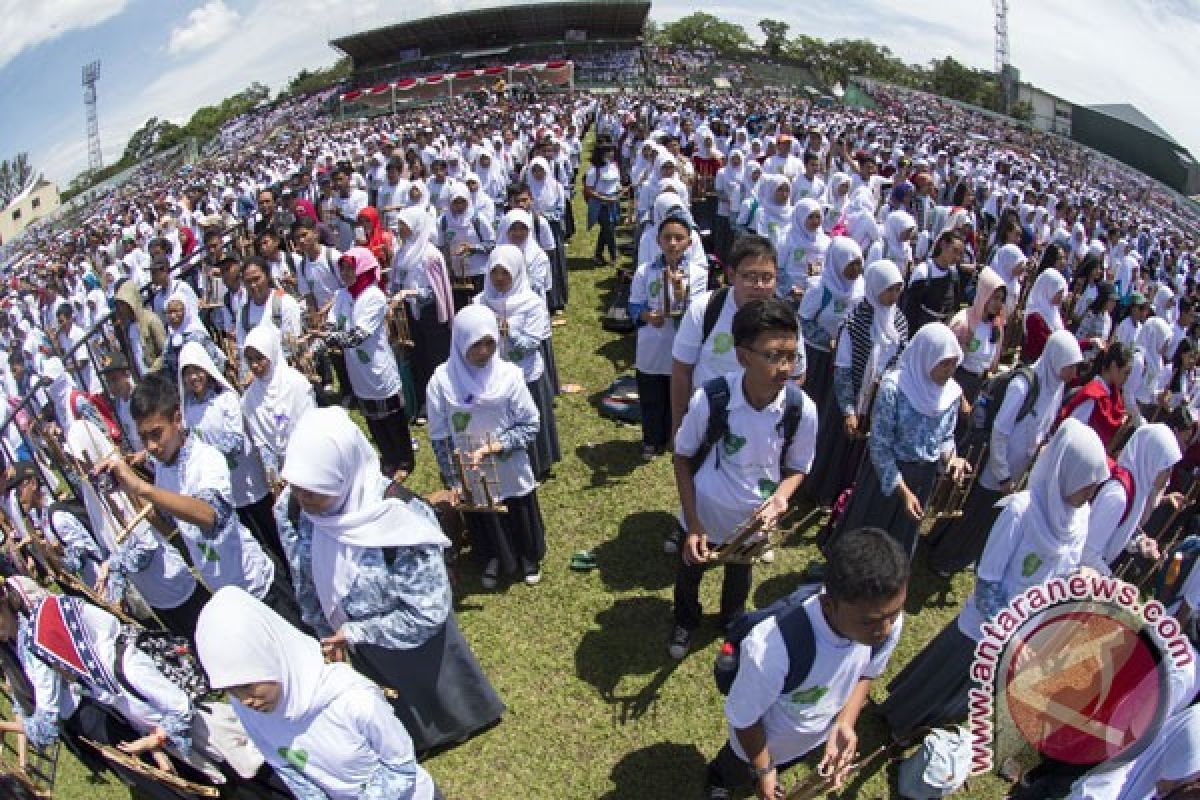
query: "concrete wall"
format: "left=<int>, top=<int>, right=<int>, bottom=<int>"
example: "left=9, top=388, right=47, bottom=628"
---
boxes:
left=0, top=182, right=60, bottom=244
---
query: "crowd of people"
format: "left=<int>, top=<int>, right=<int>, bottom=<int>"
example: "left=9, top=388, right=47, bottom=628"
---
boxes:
left=0, top=66, right=1197, bottom=800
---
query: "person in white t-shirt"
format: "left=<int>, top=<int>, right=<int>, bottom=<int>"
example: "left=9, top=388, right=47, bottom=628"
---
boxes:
left=705, top=528, right=907, bottom=799
left=671, top=234, right=807, bottom=436
left=670, top=297, right=818, bottom=660
left=331, top=167, right=369, bottom=252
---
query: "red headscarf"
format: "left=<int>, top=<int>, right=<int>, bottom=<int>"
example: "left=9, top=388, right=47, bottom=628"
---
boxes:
left=357, top=206, right=392, bottom=272
left=340, top=247, right=381, bottom=300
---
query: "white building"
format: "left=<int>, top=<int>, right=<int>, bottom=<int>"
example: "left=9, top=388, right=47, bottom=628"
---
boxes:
left=0, top=177, right=60, bottom=244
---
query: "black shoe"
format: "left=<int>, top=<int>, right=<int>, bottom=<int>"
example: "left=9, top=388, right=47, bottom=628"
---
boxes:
left=668, top=625, right=692, bottom=660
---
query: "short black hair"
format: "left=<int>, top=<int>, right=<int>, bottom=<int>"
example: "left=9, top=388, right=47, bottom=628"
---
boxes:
left=506, top=181, right=531, bottom=201
left=1099, top=342, right=1133, bottom=371
left=657, top=211, right=691, bottom=237
left=291, top=215, right=318, bottom=236
left=731, top=297, right=798, bottom=349
left=129, top=370, right=179, bottom=422
left=241, top=256, right=274, bottom=285
left=728, top=233, right=777, bottom=271
left=823, top=527, right=910, bottom=605
left=258, top=186, right=277, bottom=201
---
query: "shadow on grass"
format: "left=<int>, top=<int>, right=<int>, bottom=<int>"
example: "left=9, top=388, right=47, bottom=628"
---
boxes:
left=593, top=510, right=678, bottom=592
left=752, top=572, right=811, bottom=609
left=574, top=439, right=643, bottom=489
left=905, top=544, right=960, bottom=614
left=598, top=741, right=709, bottom=800
left=575, top=596, right=718, bottom=723
left=594, top=335, right=635, bottom=373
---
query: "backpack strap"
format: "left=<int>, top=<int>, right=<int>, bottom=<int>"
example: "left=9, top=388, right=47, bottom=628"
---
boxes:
left=780, top=383, right=806, bottom=469
left=690, top=375, right=732, bottom=474
left=1108, top=462, right=1137, bottom=527
left=775, top=602, right=817, bottom=695
left=701, top=287, right=731, bottom=347
left=1014, top=366, right=1040, bottom=424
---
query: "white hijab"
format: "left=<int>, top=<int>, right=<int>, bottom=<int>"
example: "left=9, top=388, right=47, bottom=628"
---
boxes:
left=754, top=174, right=793, bottom=235
left=393, top=205, right=436, bottom=275
left=478, top=244, right=548, bottom=324
left=894, top=322, right=963, bottom=417
left=782, top=198, right=829, bottom=259
left=864, top=259, right=904, bottom=345
left=195, top=586, right=384, bottom=797
left=1113, top=423, right=1182, bottom=553
left=799, top=236, right=863, bottom=320
left=281, top=407, right=449, bottom=625
left=1135, top=316, right=1173, bottom=389
left=1023, top=269, right=1067, bottom=331
left=1013, top=418, right=1108, bottom=554
left=241, top=323, right=314, bottom=465
left=444, top=304, right=508, bottom=406
left=1030, top=329, right=1084, bottom=429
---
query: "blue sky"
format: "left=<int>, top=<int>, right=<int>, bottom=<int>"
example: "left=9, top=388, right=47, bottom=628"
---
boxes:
left=2, top=0, right=1198, bottom=187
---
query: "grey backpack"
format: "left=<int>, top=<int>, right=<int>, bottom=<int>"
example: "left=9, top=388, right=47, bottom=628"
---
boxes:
left=897, top=726, right=972, bottom=799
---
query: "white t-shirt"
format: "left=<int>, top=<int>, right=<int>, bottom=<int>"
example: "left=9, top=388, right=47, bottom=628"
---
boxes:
left=332, top=190, right=369, bottom=251
left=1067, top=704, right=1200, bottom=799
left=725, top=592, right=902, bottom=765
left=328, top=287, right=401, bottom=400
left=154, top=436, right=274, bottom=598
left=630, top=260, right=683, bottom=376
left=235, top=291, right=304, bottom=353
left=672, top=289, right=807, bottom=390
left=299, top=245, right=343, bottom=308
left=673, top=370, right=817, bottom=543
left=585, top=163, right=621, bottom=197
left=960, top=321, right=998, bottom=375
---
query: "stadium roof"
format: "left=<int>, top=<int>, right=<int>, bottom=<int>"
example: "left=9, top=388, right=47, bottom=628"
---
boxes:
left=331, top=1, right=651, bottom=69
left=1087, top=103, right=1181, bottom=148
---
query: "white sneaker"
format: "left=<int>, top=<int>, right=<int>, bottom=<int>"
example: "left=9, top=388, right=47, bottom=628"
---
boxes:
left=759, top=548, right=776, bottom=564
left=481, top=558, right=499, bottom=590
left=523, top=569, right=542, bottom=586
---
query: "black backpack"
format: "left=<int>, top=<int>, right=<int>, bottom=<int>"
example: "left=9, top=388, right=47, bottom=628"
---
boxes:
left=969, top=365, right=1039, bottom=437
left=690, top=374, right=806, bottom=475
left=114, top=628, right=212, bottom=706
left=714, top=584, right=886, bottom=695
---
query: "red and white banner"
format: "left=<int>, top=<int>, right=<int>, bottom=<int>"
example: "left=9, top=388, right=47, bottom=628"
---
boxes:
left=340, top=60, right=572, bottom=102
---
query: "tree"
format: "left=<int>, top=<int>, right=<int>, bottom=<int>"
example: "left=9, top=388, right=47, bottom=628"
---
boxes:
left=121, top=117, right=184, bottom=164
left=0, top=153, right=34, bottom=208
left=280, top=57, right=353, bottom=99
left=1010, top=100, right=1034, bottom=124
left=758, top=19, right=790, bottom=58
left=659, top=12, right=753, bottom=55
left=643, top=19, right=667, bottom=47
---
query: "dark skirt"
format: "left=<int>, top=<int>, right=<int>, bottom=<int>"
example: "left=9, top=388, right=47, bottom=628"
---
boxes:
left=879, top=620, right=977, bottom=739
left=463, top=490, right=547, bottom=576
left=547, top=220, right=569, bottom=312
left=836, top=458, right=938, bottom=559
left=540, top=337, right=561, bottom=395
left=807, top=389, right=867, bottom=508
left=410, top=305, right=452, bottom=415
left=803, top=345, right=833, bottom=413
left=351, top=614, right=505, bottom=754
left=925, top=483, right=1005, bottom=575
left=526, top=371, right=561, bottom=480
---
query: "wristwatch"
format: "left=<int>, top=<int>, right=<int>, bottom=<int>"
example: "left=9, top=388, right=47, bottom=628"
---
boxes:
left=752, top=763, right=775, bottom=779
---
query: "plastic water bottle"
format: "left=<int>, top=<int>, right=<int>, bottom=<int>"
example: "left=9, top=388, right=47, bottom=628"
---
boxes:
left=1165, top=552, right=1184, bottom=589
left=716, top=641, right=736, bottom=671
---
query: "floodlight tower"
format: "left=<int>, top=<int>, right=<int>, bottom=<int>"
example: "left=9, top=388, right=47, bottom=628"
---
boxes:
left=82, top=60, right=103, bottom=173
left=993, top=0, right=1015, bottom=114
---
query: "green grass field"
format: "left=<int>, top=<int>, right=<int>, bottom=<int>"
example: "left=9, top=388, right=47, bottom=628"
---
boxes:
left=35, top=144, right=1014, bottom=799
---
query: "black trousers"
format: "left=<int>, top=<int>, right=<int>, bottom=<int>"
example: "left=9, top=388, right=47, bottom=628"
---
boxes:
left=594, top=212, right=618, bottom=261
left=636, top=370, right=671, bottom=449
left=238, top=493, right=287, bottom=571
left=365, top=404, right=415, bottom=475
left=154, top=584, right=212, bottom=640
left=706, top=741, right=807, bottom=790
left=673, top=531, right=752, bottom=630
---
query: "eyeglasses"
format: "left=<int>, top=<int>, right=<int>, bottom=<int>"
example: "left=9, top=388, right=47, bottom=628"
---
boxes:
left=745, top=347, right=799, bottom=367
left=736, top=271, right=776, bottom=287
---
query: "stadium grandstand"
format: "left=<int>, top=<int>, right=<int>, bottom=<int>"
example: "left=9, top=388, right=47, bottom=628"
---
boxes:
left=331, top=0, right=651, bottom=90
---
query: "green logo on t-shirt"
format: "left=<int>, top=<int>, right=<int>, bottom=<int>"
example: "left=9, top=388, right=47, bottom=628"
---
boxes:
left=722, top=431, right=747, bottom=457
left=1021, top=552, right=1043, bottom=578
left=648, top=279, right=661, bottom=296
left=833, top=299, right=846, bottom=313
left=712, top=332, right=734, bottom=355
left=757, top=479, right=777, bottom=499
left=198, top=542, right=220, bottom=563
left=356, top=348, right=370, bottom=364
left=451, top=411, right=472, bottom=433
left=336, top=314, right=348, bottom=331
left=789, top=685, right=828, bottom=706
left=968, top=336, right=981, bottom=353
left=277, top=746, right=308, bottom=772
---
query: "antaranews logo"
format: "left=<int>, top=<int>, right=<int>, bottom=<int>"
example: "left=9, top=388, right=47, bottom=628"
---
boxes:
left=967, top=572, right=1193, bottom=776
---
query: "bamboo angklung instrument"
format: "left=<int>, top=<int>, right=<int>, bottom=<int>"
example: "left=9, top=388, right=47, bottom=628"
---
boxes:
left=81, top=738, right=220, bottom=799
left=451, top=435, right=508, bottom=513
left=923, top=444, right=985, bottom=523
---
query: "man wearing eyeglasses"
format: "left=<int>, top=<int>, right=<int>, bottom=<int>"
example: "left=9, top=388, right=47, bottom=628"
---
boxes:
left=670, top=234, right=807, bottom=438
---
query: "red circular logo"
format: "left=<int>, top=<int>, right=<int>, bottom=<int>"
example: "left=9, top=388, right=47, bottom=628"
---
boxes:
left=1003, top=609, right=1164, bottom=765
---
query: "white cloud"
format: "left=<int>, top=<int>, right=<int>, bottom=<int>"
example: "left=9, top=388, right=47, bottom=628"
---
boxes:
left=29, top=0, right=1200, bottom=183
left=0, top=0, right=129, bottom=71
left=167, top=0, right=241, bottom=55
